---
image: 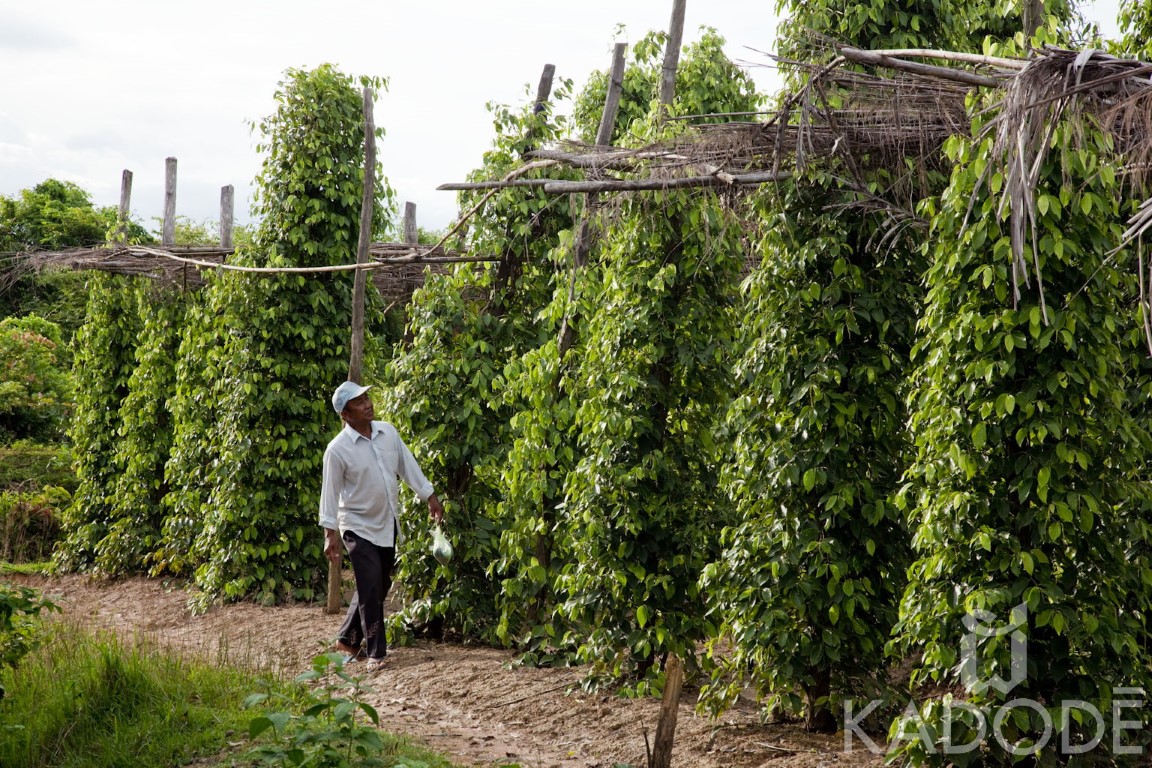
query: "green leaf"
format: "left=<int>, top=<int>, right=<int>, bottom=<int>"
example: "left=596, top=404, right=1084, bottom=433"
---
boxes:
left=248, top=715, right=275, bottom=738
left=971, top=422, right=986, bottom=449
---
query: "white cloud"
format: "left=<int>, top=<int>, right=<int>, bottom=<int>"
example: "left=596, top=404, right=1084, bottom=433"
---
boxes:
left=0, top=10, right=77, bottom=51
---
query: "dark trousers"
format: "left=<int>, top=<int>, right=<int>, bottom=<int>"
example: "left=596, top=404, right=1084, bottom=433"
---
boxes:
left=337, top=530, right=396, bottom=660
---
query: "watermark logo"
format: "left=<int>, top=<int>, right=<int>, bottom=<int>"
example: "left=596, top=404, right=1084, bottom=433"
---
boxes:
left=960, top=602, right=1027, bottom=696
left=843, top=603, right=1146, bottom=758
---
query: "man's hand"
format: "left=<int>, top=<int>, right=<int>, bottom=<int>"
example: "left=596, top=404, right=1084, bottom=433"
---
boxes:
left=428, top=494, right=444, bottom=525
left=324, top=528, right=342, bottom=564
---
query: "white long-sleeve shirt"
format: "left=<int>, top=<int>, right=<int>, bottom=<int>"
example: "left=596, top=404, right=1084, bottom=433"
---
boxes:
left=319, top=421, right=435, bottom=548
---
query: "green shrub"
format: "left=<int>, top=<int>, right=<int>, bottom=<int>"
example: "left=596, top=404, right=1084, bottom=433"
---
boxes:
left=0, top=487, right=66, bottom=563
left=0, top=316, right=72, bottom=444
left=0, top=442, right=75, bottom=492
left=243, top=653, right=457, bottom=768
left=0, top=582, right=58, bottom=697
left=0, top=622, right=264, bottom=768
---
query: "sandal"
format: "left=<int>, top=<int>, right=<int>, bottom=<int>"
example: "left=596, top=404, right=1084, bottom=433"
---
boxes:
left=364, top=657, right=389, bottom=674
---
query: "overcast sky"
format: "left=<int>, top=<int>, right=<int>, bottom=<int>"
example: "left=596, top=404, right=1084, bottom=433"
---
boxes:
left=0, top=0, right=1124, bottom=238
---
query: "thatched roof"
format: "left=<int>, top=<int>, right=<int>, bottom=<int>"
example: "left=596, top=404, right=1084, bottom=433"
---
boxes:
left=1, top=241, right=487, bottom=303
left=489, top=46, right=1152, bottom=250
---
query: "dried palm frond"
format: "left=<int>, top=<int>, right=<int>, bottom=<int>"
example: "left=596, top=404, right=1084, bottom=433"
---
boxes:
left=978, top=47, right=1152, bottom=322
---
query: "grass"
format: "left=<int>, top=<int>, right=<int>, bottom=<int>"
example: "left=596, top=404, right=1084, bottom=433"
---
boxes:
left=0, top=561, right=52, bottom=575
left=0, top=620, right=266, bottom=767
left=0, top=619, right=462, bottom=768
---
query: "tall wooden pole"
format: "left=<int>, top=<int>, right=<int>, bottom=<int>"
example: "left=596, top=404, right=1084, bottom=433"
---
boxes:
left=327, top=86, right=376, bottom=615
left=1023, top=0, right=1044, bottom=38
left=650, top=6, right=687, bottom=760
left=403, top=201, right=418, bottom=244
left=347, top=86, right=377, bottom=385
left=219, top=185, right=235, bottom=249
left=524, top=63, right=556, bottom=149
left=162, top=157, right=177, bottom=246
left=558, top=43, right=627, bottom=358
left=650, top=655, right=684, bottom=768
left=117, top=170, right=133, bottom=244
left=658, top=0, right=687, bottom=116
left=595, top=43, right=628, bottom=148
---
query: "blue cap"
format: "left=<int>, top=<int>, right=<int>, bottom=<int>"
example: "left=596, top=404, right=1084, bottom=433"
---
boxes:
left=332, top=381, right=372, bottom=414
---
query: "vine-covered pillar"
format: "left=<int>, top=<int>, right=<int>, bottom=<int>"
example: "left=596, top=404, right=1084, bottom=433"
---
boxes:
left=56, top=274, right=142, bottom=570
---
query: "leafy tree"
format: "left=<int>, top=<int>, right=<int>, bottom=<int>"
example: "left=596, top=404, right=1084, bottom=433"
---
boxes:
left=1116, top=0, right=1152, bottom=57
left=0, top=179, right=149, bottom=338
left=773, top=0, right=1061, bottom=62
left=556, top=191, right=744, bottom=688
left=172, top=64, right=393, bottom=603
left=490, top=31, right=760, bottom=674
left=381, top=79, right=578, bottom=641
left=696, top=0, right=1023, bottom=729
left=573, top=28, right=761, bottom=144
left=891, top=120, right=1152, bottom=764
left=0, top=315, right=72, bottom=443
left=96, top=285, right=187, bottom=576
left=152, top=290, right=218, bottom=578
left=701, top=186, right=922, bottom=729
left=0, top=180, right=120, bottom=252
left=55, top=275, right=142, bottom=570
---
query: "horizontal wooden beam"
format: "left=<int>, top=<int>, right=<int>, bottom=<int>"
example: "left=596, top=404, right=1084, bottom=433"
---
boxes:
left=541, top=172, right=788, bottom=193
left=839, top=47, right=1005, bottom=88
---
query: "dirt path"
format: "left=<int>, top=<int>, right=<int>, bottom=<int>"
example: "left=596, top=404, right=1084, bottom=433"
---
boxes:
left=10, top=574, right=884, bottom=768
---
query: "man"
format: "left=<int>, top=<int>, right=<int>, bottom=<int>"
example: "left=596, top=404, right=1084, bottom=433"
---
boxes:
left=320, top=380, right=444, bottom=672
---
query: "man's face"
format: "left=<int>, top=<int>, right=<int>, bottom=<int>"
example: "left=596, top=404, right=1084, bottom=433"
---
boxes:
left=342, top=392, right=374, bottom=423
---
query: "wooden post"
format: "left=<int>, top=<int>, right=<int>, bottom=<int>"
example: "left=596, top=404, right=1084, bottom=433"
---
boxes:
left=347, top=86, right=376, bottom=384
left=400, top=200, right=418, bottom=346
left=1023, top=0, right=1044, bottom=38
left=162, top=157, right=177, bottom=246
left=658, top=0, right=687, bottom=115
left=117, top=170, right=133, bottom=244
left=595, top=43, right=628, bottom=148
left=403, top=201, right=418, bottom=244
left=558, top=44, right=627, bottom=357
left=220, top=185, right=234, bottom=249
left=523, top=63, right=556, bottom=153
left=650, top=655, right=684, bottom=768
left=327, top=86, right=376, bottom=616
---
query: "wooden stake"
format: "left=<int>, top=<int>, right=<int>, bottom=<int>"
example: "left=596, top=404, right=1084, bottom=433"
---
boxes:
left=117, top=170, right=133, bottom=244
left=327, top=85, right=376, bottom=616
left=1023, top=0, right=1044, bottom=38
left=524, top=63, right=556, bottom=151
left=650, top=655, right=684, bottom=768
left=220, top=185, right=234, bottom=249
left=162, top=157, right=177, bottom=246
left=558, top=42, right=628, bottom=357
left=595, top=43, right=628, bottom=147
left=347, top=86, right=376, bottom=384
left=658, top=0, right=687, bottom=116
left=403, top=201, right=418, bottom=244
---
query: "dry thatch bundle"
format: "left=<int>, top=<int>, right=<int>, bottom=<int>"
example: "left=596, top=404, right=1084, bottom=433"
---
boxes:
left=0, top=242, right=468, bottom=303
left=977, top=47, right=1152, bottom=318
left=512, top=44, right=1152, bottom=288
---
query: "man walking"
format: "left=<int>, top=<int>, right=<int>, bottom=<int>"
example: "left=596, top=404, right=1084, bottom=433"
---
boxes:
left=320, top=381, right=444, bottom=672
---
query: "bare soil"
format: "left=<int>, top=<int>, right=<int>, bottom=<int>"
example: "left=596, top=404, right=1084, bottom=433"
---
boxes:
left=10, top=573, right=885, bottom=768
